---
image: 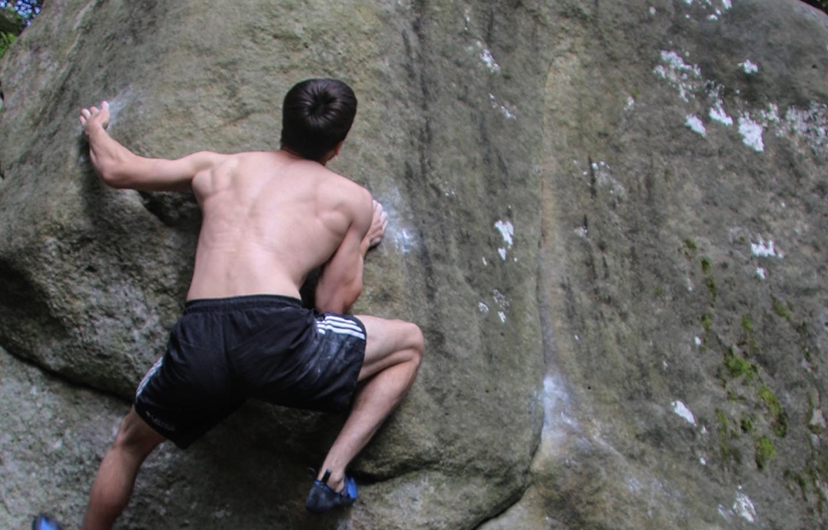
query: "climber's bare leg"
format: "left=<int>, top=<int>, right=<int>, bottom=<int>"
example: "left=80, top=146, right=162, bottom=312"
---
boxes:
left=317, top=316, right=423, bottom=492
left=82, top=407, right=165, bottom=530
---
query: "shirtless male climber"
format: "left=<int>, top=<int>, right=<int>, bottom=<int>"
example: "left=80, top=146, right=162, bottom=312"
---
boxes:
left=32, top=78, right=423, bottom=530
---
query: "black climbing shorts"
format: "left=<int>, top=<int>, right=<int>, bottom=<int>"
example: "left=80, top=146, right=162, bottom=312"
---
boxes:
left=134, top=295, right=366, bottom=449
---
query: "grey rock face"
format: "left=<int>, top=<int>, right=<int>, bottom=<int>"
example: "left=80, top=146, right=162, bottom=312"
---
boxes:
left=1, top=0, right=826, bottom=529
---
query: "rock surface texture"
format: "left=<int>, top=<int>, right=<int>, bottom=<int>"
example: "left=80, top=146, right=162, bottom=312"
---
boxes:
left=0, top=0, right=826, bottom=528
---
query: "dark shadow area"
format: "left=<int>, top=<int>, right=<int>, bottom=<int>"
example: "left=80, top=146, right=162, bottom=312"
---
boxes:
left=0, top=257, right=68, bottom=362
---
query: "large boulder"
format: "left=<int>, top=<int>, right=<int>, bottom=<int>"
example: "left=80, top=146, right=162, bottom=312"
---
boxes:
left=1, top=0, right=826, bottom=529
left=485, top=0, right=828, bottom=528
left=1, top=1, right=544, bottom=529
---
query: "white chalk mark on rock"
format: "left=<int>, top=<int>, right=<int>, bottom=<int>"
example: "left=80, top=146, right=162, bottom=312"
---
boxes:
left=393, top=228, right=416, bottom=254
left=489, top=94, right=516, bottom=120
left=751, top=237, right=779, bottom=258
left=494, top=220, right=514, bottom=246
left=473, top=40, right=501, bottom=74
left=740, top=60, right=759, bottom=74
left=685, top=114, right=707, bottom=136
left=672, top=400, right=696, bottom=425
left=738, top=113, right=765, bottom=152
left=733, top=491, right=757, bottom=524
left=494, top=220, right=514, bottom=260
left=492, top=289, right=510, bottom=323
left=380, top=188, right=419, bottom=254
left=654, top=50, right=702, bottom=102
left=709, top=98, right=733, bottom=126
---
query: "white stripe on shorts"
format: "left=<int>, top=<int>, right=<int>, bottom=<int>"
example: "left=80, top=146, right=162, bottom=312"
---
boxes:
left=323, top=315, right=363, bottom=332
left=316, top=316, right=365, bottom=340
left=136, top=356, right=164, bottom=398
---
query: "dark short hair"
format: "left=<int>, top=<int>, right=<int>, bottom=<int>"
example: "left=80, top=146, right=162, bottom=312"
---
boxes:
left=280, top=78, right=358, bottom=162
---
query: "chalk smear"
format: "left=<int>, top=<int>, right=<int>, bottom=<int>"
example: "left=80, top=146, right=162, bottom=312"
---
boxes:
left=685, top=114, right=707, bottom=137
left=473, top=40, right=501, bottom=74
left=751, top=237, right=779, bottom=258
left=709, top=98, right=733, bottom=126
left=740, top=60, right=759, bottom=74
left=672, top=400, right=697, bottom=425
left=654, top=50, right=702, bottom=102
left=738, top=113, right=765, bottom=152
left=490, top=94, right=516, bottom=120
left=733, top=491, right=757, bottom=523
left=494, top=220, right=514, bottom=260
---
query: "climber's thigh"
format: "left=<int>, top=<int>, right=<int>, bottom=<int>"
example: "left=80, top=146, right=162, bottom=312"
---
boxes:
left=356, top=315, right=423, bottom=382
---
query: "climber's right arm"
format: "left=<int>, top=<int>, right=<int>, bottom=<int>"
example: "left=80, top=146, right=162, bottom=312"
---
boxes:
left=80, top=101, right=226, bottom=192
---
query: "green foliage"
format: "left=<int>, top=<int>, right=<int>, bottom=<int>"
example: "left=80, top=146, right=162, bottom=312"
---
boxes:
left=0, top=30, right=14, bottom=58
left=0, top=1, right=41, bottom=36
left=0, top=1, right=41, bottom=28
left=755, top=436, right=777, bottom=469
left=740, top=415, right=754, bottom=433
left=0, top=9, right=20, bottom=36
left=0, top=1, right=42, bottom=59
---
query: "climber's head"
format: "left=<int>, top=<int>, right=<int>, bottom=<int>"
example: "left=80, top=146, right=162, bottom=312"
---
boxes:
left=280, top=78, right=358, bottom=164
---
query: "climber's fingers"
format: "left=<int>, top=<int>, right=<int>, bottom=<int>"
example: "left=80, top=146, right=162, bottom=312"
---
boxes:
left=79, top=101, right=110, bottom=134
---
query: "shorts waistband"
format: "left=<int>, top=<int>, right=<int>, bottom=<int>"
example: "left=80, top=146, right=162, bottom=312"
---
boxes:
left=184, top=294, right=303, bottom=314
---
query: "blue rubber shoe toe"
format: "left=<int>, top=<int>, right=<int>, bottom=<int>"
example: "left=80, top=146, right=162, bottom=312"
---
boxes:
left=306, top=469, right=358, bottom=514
left=32, top=514, right=65, bottom=530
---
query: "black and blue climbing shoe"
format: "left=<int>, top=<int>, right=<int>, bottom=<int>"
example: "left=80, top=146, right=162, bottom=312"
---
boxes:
left=32, top=514, right=65, bottom=530
left=305, top=469, right=358, bottom=514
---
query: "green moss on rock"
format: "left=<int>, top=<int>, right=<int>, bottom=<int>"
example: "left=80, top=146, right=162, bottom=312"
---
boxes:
left=724, top=347, right=756, bottom=381
left=759, top=384, right=789, bottom=437
left=772, top=296, right=792, bottom=321
left=702, top=314, right=713, bottom=334
left=700, top=258, right=717, bottom=304
left=755, top=436, right=777, bottom=469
